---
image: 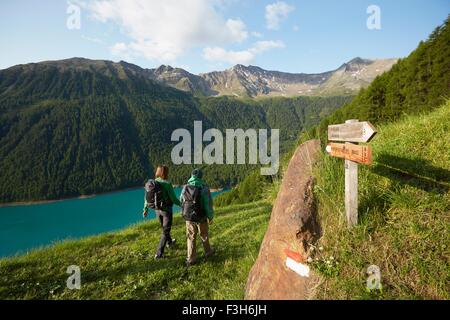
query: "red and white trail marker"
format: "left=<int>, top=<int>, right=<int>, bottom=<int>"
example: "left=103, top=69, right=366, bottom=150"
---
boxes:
left=284, top=248, right=310, bottom=277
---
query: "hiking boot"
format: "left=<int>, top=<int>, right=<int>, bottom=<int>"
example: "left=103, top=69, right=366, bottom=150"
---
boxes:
left=205, top=247, right=216, bottom=259
left=167, top=238, right=176, bottom=249
left=154, top=254, right=164, bottom=260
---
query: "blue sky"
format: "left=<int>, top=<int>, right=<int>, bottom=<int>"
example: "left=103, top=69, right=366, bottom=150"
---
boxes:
left=0, top=0, right=448, bottom=74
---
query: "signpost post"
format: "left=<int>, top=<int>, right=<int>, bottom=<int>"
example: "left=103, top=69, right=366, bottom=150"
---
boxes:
left=344, top=120, right=359, bottom=227
left=327, top=119, right=377, bottom=227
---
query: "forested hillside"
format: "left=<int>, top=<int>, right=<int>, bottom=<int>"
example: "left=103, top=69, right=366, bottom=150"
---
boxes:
left=0, top=59, right=351, bottom=203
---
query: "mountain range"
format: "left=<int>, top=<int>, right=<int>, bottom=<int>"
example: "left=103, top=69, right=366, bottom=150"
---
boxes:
left=147, top=57, right=397, bottom=97
left=2, top=56, right=397, bottom=99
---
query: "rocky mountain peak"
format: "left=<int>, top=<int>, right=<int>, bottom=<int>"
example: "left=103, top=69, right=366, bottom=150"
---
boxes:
left=149, top=57, right=397, bottom=97
left=155, top=65, right=176, bottom=74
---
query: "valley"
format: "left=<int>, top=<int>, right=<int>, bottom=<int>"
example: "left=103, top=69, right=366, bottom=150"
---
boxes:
left=0, top=58, right=355, bottom=203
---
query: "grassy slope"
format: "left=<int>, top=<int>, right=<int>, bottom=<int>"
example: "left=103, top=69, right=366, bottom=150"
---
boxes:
left=311, top=102, right=450, bottom=299
left=0, top=201, right=272, bottom=299
left=1, top=105, right=448, bottom=300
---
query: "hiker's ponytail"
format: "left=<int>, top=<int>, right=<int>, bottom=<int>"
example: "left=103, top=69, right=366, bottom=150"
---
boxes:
left=155, top=165, right=169, bottom=180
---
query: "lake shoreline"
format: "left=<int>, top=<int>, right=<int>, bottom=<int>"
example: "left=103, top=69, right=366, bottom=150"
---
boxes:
left=0, top=186, right=144, bottom=208
left=0, top=185, right=226, bottom=208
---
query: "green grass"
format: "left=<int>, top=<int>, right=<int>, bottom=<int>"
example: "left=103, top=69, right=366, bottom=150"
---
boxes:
left=0, top=201, right=272, bottom=300
left=311, top=102, right=450, bottom=299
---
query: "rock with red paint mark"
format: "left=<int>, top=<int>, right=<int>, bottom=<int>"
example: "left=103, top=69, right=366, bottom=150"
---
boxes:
left=245, top=139, right=322, bottom=300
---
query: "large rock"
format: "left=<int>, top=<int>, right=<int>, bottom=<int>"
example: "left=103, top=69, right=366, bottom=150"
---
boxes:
left=245, top=139, right=322, bottom=300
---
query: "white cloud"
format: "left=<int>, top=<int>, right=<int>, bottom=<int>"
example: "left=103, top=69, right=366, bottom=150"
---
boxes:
left=251, top=40, right=285, bottom=53
left=202, top=40, right=284, bottom=65
left=226, top=19, right=248, bottom=42
left=251, top=31, right=263, bottom=38
left=265, top=1, right=295, bottom=30
left=85, top=0, right=249, bottom=62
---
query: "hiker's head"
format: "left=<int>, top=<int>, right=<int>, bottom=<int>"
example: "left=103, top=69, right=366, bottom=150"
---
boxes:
left=191, top=168, right=203, bottom=179
left=155, top=165, right=169, bottom=180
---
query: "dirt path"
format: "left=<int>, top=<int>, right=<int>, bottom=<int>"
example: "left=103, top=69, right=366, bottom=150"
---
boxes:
left=245, top=139, right=322, bottom=300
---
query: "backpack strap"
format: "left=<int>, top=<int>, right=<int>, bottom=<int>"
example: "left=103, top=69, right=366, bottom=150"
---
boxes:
left=192, top=185, right=201, bottom=203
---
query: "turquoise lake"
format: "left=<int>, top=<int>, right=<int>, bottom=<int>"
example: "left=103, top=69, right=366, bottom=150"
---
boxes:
left=0, top=187, right=225, bottom=258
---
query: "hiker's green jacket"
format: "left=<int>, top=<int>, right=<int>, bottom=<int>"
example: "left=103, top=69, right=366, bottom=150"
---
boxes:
left=144, top=177, right=180, bottom=210
left=181, top=176, right=214, bottom=220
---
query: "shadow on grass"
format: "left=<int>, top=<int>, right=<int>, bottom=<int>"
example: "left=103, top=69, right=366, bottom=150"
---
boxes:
left=357, top=154, right=449, bottom=223
left=75, top=238, right=252, bottom=286
left=372, top=154, right=450, bottom=194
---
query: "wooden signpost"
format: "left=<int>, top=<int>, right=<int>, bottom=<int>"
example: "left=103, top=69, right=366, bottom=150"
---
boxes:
left=328, top=121, right=377, bottom=143
left=326, top=143, right=372, bottom=165
left=327, top=119, right=377, bottom=227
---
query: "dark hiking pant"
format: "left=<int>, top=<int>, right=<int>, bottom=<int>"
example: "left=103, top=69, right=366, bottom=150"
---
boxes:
left=155, top=209, right=173, bottom=257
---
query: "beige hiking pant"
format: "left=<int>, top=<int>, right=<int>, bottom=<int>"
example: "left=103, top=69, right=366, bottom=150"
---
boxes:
left=186, top=220, right=212, bottom=264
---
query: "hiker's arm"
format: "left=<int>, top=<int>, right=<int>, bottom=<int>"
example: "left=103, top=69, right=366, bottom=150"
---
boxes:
left=202, top=187, right=214, bottom=220
left=142, top=196, right=149, bottom=217
left=179, top=186, right=185, bottom=205
left=143, top=196, right=148, bottom=210
left=168, top=184, right=181, bottom=206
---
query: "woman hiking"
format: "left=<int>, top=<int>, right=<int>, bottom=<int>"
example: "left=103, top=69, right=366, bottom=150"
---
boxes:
left=143, top=165, right=181, bottom=260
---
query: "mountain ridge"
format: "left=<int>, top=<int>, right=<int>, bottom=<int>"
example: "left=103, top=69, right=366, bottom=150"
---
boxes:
left=152, top=57, right=397, bottom=97
left=1, top=56, right=397, bottom=98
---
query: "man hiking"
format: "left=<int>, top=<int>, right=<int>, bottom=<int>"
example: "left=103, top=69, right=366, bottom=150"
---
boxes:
left=143, top=165, right=180, bottom=260
left=180, top=168, right=215, bottom=267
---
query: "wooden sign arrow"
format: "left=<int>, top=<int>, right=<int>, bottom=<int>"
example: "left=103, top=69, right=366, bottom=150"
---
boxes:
left=328, top=121, right=377, bottom=143
left=326, top=142, right=373, bottom=165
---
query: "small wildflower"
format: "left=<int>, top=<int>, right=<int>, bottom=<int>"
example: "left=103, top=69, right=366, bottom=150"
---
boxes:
left=319, top=246, right=324, bottom=251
